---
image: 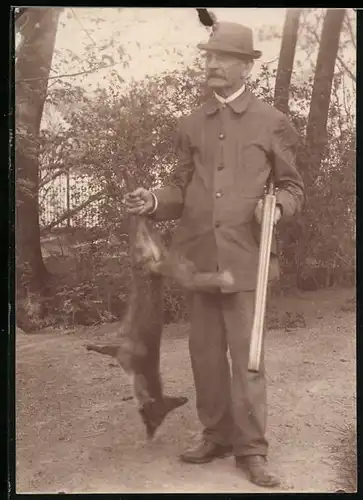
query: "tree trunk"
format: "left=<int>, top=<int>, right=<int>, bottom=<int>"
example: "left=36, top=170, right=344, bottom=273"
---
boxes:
left=15, top=8, right=62, bottom=326
left=274, top=8, right=302, bottom=114
left=296, top=9, right=345, bottom=292
left=305, top=8, right=346, bottom=167
left=273, top=10, right=302, bottom=291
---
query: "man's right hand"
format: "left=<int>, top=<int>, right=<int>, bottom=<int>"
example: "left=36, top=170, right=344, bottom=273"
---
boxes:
left=123, top=187, right=155, bottom=215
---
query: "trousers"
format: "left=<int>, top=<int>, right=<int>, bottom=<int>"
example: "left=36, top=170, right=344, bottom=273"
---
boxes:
left=187, top=290, right=268, bottom=457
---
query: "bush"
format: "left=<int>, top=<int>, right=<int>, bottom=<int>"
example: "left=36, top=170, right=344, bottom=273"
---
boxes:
left=40, top=225, right=190, bottom=328
left=36, top=58, right=355, bottom=329
left=41, top=228, right=130, bottom=327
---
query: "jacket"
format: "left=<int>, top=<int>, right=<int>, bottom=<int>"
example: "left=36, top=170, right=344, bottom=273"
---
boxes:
left=151, top=89, right=304, bottom=292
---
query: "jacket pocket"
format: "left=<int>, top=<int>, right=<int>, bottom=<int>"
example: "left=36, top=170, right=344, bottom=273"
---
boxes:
left=239, top=143, right=267, bottom=170
left=236, top=143, right=271, bottom=197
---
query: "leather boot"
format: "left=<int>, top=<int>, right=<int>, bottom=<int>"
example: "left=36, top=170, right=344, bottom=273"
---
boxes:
left=235, top=455, right=280, bottom=487
left=180, top=440, right=232, bottom=464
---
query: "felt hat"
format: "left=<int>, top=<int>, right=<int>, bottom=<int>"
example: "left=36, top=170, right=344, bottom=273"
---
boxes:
left=198, top=21, right=262, bottom=59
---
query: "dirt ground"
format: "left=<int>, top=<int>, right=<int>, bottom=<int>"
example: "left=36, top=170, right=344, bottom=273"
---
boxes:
left=15, top=287, right=356, bottom=494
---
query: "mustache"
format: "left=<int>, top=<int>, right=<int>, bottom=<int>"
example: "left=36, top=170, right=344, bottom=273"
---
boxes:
left=207, top=72, right=225, bottom=79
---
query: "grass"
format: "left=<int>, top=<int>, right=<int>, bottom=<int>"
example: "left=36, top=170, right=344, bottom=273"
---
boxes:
left=331, top=421, right=357, bottom=493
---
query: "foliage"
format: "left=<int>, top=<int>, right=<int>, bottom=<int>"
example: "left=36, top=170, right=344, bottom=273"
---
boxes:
left=39, top=226, right=189, bottom=329
left=296, top=9, right=356, bottom=86
left=251, top=64, right=355, bottom=291
left=33, top=51, right=356, bottom=329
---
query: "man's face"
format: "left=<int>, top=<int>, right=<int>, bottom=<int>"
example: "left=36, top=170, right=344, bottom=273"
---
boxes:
left=205, top=51, right=253, bottom=90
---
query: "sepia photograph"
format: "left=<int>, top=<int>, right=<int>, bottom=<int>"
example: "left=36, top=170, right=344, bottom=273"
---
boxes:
left=13, top=7, right=356, bottom=494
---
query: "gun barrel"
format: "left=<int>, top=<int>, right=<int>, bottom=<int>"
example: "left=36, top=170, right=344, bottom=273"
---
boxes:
left=248, top=193, right=276, bottom=372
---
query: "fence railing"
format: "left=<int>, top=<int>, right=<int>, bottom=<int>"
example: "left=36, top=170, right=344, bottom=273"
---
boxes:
left=39, top=169, right=104, bottom=231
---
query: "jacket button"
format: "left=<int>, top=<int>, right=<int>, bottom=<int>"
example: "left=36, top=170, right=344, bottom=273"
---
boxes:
left=216, top=191, right=223, bottom=198
left=215, top=221, right=221, bottom=228
left=219, top=133, right=225, bottom=140
left=217, top=164, right=224, bottom=171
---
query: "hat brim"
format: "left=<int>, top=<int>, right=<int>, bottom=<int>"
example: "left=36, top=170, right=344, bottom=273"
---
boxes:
left=197, top=42, right=262, bottom=60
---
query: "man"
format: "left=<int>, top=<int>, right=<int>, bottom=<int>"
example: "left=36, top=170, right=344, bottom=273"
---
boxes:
left=124, top=22, right=304, bottom=488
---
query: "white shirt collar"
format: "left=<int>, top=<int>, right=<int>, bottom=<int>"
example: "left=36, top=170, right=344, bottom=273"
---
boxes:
left=214, top=84, right=246, bottom=105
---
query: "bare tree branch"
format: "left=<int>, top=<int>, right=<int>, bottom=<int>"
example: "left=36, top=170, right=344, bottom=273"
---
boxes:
left=16, top=61, right=122, bottom=84
left=39, top=159, right=99, bottom=188
left=39, top=165, right=70, bottom=189
left=40, top=189, right=107, bottom=234
left=336, top=54, right=356, bottom=82
left=263, top=56, right=279, bottom=65
left=344, top=11, right=356, bottom=49
left=305, top=21, right=355, bottom=83
left=71, top=8, right=97, bottom=46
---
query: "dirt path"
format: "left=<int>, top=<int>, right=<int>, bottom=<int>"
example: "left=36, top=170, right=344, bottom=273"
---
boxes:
left=15, top=288, right=356, bottom=493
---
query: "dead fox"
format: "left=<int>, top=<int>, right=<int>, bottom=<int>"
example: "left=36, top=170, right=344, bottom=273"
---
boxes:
left=86, top=171, right=234, bottom=438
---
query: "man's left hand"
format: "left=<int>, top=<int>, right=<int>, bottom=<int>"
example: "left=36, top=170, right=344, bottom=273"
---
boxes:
left=254, top=199, right=282, bottom=225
